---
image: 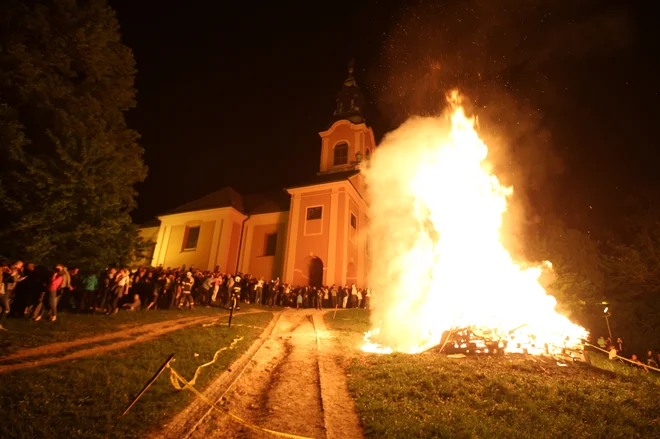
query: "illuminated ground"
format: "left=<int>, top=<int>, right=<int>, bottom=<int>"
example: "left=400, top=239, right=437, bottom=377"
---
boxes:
left=0, top=307, right=273, bottom=438
left=326, top=310, right=660, bottom=439
left=170, top=308, right=363, bottom=439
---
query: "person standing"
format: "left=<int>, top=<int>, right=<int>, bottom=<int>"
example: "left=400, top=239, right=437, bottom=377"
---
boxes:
left=179, top=272, right=194, bottom=310
left=255, top=277, right=264, bottom=305
left=108, top=268, right=129, bottom=315
left=82, top=272, right=99, bottom=313
left=317, top=288, right=324, bottom=310
left=330, top=285, right=338, bottom=309
left=34, top=265, right=64, bottom=322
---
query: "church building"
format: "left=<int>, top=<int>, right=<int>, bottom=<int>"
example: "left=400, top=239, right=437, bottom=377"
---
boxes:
left=141, top=63, right=375, bottom=287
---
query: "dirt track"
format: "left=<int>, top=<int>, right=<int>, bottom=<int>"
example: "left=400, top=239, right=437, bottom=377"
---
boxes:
left=156, top=309, right=362, bottom=439
left=0, top=310, right=263, bottom=374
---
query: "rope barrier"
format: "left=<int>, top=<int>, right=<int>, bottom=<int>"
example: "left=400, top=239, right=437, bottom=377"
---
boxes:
left=585, top=343, right=660, bottom=373
left=202, top=323, right=266, bottom=330
left=167, top=365, right=313, bottom=439
left=168, top=337, right=243, bottom=389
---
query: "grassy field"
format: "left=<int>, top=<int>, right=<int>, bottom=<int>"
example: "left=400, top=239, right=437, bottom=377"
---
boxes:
left=0, top=310, right=274, bottom=439
left=0, top=305, right=272, bottom=355
left=326, top=309, right=660, bottom=439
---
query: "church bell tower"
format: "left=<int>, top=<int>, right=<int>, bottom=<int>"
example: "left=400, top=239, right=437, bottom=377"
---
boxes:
left=318, top=60, right=376, bottom=175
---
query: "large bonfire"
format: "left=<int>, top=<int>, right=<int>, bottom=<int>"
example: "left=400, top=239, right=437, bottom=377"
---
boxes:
left=362, top=91, right=587, bottom=356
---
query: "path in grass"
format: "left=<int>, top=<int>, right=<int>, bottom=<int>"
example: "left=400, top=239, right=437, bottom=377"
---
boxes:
left=0, top=310, right=265, bottom=374
left=164, top=308, right=363, bottom=439
left=0, top=306, right=232, bottom=355
left=0, top=311, right=275, bottom=439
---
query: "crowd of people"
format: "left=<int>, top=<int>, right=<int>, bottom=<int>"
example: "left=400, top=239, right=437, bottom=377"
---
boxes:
left=0, top=260, right=372, bottom=330
left=596, top=335, right=660, bottom=372
left=1, top=259, right=657, bottom=375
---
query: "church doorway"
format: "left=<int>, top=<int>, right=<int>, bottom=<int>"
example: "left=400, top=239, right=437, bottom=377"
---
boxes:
left=308, top=257, right=324, bottom=287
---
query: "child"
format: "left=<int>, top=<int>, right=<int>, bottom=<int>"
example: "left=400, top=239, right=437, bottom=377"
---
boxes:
left=296, top=291, right=303, bottom=310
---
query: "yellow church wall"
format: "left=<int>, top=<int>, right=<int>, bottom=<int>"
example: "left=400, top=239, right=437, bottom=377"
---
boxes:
left=161, top=220, right=215, bottom=270
left=134, top=225, right=159, bottom=267
left=153, top=207, right=247, bottom=271
left=225, top=221, right=242, bottom=275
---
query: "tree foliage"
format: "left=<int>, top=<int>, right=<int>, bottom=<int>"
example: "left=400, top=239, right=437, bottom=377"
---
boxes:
left=602, top=193, right=660, bottom=298
left=525, top=217, right=604, bottom=324
left=0, top=0, right=147, bottom=272
left=599, top=193, right=660, bottom=352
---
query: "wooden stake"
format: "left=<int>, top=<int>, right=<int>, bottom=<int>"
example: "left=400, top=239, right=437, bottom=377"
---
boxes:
left=121, top=353, right=175, bottom=416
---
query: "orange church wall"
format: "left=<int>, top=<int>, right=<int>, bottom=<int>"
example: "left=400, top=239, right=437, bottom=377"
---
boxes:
left=161, top=220, right=215, bottom=270
left=247, top=223, right=287, bottom=280
left=225, top=221, right=242, bottom=274
left=292, top=192, right=331, bottom=286
left=319, top=121, right=377, bottom=173
left=334, top=191, right=346, bottom=286
left=361, top=210, right=371, bottom=288
left=346, top=197, right=360, bottom=286
left=323, top=124, right=358, bottom=171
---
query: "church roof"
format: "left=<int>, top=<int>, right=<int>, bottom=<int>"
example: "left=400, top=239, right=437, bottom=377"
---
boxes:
left=287, top=170, right=360, bottom=190
left=162, top=187, right=290, bottom=217
left=244, top=190, right=291, bottom=214
left=164, top=187, right=245, bottom=215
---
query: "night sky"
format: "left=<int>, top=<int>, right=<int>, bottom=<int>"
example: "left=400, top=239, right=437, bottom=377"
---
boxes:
left=108, top=0, right=659, bottom=229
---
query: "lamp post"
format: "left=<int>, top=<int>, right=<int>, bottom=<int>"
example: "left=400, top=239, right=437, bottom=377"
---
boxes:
left=600, top=301, right=613, bottom=341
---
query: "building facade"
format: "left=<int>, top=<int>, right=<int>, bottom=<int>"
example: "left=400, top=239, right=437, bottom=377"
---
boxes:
left=143, top=63, right=375, bottom=288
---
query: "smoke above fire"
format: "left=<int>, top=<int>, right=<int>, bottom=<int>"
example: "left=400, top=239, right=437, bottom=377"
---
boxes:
left=362, top=91, right=587, bottom=355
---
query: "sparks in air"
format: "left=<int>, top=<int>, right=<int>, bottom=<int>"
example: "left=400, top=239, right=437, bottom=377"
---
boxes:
left=362, top=90, right=587, bottom=356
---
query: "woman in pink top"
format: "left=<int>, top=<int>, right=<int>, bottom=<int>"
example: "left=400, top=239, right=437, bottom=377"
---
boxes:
left=46, top=267, right=63, bottom=321
left=33, top=265, right=63, bottom=322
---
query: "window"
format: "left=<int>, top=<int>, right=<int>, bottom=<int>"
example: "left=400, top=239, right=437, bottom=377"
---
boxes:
left=264, top=233, right=277, bottom=256
left=183, top=226, right=200, bottom=251
left=307, top=206, right=323, bottom=220
left=333, top=142, right=348, bottom=166
left=349, top=212, right=358, bottom=243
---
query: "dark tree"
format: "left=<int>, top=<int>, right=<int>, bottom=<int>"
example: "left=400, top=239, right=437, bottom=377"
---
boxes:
left=0, top=0, right=147, bottom=271
left=599, top=193, right=660, bottom=352
left=526, top=217, right=604, bottom=324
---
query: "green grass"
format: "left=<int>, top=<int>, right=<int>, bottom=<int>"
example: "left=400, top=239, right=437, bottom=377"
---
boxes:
left=0, top=311, right=274, bottom=439
left=0, top=304, right=271, bottom=355
left=325, top=310, right=660, bottom=439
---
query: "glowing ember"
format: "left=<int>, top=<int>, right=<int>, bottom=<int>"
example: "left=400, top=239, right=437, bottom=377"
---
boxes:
left=362, top=90, right=587, bottom=355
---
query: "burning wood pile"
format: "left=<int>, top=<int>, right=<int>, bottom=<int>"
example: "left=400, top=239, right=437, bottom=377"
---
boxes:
left=360, top=91, right=589, bottom=358
left=437, top=326, right=585, bottom=362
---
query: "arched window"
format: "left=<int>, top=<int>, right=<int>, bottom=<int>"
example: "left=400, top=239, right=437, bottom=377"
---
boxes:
left=333, top=142, right=348, bottom=166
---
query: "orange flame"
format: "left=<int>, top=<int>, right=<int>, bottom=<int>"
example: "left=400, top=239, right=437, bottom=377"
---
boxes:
left=362, top=90, right=587, bottom=355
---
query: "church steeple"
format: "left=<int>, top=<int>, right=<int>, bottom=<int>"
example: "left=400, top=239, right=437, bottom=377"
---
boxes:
left=332, top=59, right=366, bottom=125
